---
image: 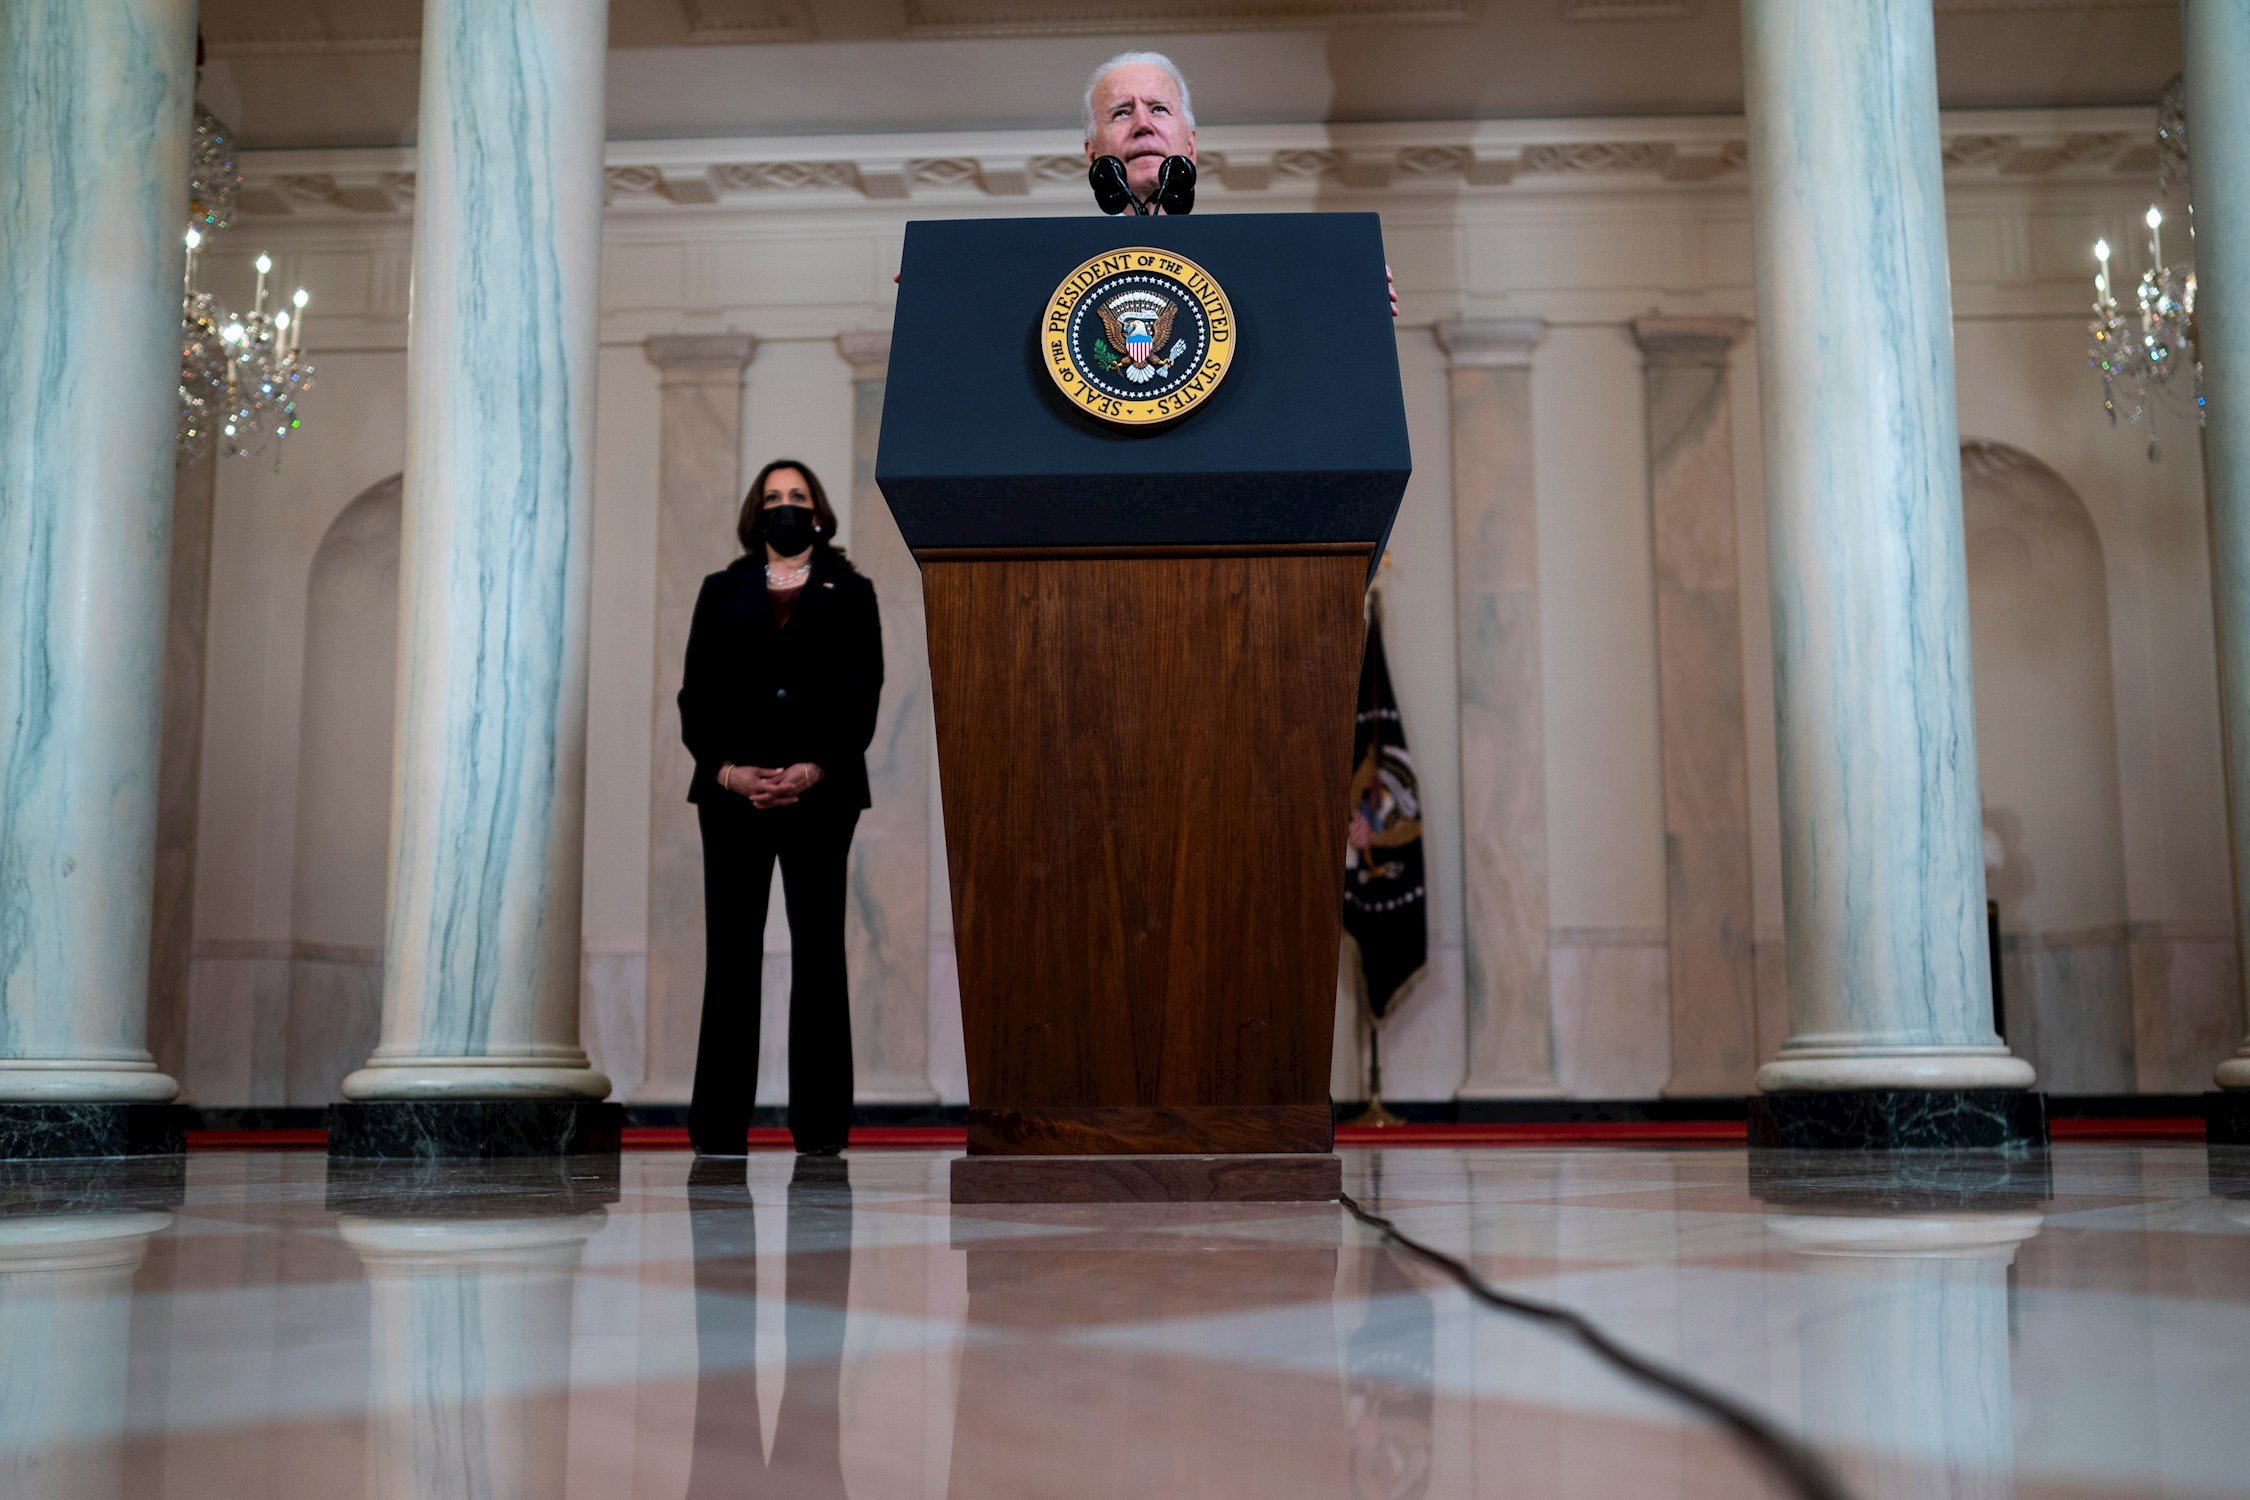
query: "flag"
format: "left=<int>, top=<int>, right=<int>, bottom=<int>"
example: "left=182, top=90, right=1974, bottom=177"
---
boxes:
left=1342, top=602, right=1427, bottom=1018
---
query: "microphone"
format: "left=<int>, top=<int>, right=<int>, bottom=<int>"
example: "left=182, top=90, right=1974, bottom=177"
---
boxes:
left=1088, top=154, right=1198, bottom=216
left=1089, top=156, right=1137, bottom=215
left=1152, top=155, right=1197, bottom=216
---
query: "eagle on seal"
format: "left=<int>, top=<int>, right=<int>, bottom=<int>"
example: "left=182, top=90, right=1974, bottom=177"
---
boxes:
left=1099, top=294, right=1178, bottom=383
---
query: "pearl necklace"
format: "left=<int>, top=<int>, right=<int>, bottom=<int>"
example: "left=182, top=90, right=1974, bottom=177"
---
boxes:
left=765, top=560, right=811, bottom=589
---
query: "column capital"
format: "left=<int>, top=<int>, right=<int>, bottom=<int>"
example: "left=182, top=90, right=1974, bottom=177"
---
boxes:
left=644, top=333, right=756, bottom=380
left=837, top=329, right=892, bottom=379
left=1631, top=315, right=1748, bottom=367
left=1435, top=316, right=1545, bottom=369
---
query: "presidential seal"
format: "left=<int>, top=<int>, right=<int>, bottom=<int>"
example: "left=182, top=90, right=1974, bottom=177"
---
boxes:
left=1043, top=247, right=1234, bottom=426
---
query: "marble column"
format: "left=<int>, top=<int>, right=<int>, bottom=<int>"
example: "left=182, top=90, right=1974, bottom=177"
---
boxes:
left=2186, top=2, right=2250, bottom=1123
left=338, top=0, right=615, bottom=1132
left=637, top=335, right=756, bottom=1105
left=839, top=330, right=937, bottom=1104
left=1765, top=1207, right=2039, bottom=1498
left=0, top=2, right=195, bottom=1129
left=0, top=1209, right=172, bottom=1497
left=342, top=1208, right=606, bottom=1500
left=1436, top=318, right=1564, bottom=1099
left=1740, top=0, right=2036, bottom=1143
left=1632, top=317, right=1761, bottom=1096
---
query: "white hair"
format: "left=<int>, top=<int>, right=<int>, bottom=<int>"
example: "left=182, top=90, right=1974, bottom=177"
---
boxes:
left=1082, top=51, right=1195, bottom=140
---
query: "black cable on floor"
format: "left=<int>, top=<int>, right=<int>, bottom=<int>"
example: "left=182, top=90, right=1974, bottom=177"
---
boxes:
left=1337, top=1191, right=1853, bottom=1500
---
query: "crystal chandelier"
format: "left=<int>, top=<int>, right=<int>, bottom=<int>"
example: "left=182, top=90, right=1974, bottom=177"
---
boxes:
left=178, top=104, right=314, bottom=463
left=2087, top=76, right=2202, bottom=462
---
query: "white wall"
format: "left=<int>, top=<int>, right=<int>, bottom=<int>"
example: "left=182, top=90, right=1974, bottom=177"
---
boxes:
left=183, top=113, right=2235, bottom=1103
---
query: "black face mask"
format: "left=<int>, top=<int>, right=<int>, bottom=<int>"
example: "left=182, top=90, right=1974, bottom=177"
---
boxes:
left=762, top=504, right=816, bottom=558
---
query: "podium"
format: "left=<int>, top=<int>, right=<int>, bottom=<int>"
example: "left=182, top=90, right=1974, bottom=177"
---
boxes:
left=877, top=213, right=1410, bottom=1202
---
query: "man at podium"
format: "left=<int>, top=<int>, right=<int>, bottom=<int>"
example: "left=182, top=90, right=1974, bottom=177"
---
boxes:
left=1079, top=50, right=1396, bottom=315
left=1082, top=51, right=1198, bottom=211
left=881, top=69, right=1413, bottom=1203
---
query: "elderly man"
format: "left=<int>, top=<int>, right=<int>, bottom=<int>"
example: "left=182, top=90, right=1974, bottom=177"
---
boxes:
left=1080, top=50, right=1397, bottom=314
left=1082, top=50, right=1198, bottom=207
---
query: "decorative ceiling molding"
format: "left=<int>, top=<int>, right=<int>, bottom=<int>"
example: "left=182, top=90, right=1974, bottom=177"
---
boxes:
left=899, top=0, right=1476, bottom=36
left=677, top=0, right=814, bottom=43
left=1933, top=1, right=2167, bottom=12
left=199, top=0, right=421, bottom=57
left=1560, top=2, right=1701, bottom=19
left=230, top=108, right=2157, bottom=219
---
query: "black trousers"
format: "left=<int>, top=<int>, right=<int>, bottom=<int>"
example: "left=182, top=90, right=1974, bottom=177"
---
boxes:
left=690, top=798, right=860, bottom=1153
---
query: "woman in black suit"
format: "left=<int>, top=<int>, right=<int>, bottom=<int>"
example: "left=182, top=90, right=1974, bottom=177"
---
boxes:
left=678, top=458, right=882, bottom=1157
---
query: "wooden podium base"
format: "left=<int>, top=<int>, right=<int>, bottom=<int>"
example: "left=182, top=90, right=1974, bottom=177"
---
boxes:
left=951, top=1152, right=1342, bottom=1205
left=923, top=546, right=1365, bottom=1202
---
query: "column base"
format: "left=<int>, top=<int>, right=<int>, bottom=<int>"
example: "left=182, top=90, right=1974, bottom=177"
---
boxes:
left=2206, top=1091, right=2250, bottom=1148
left=951, top=1152, right=1341, bottom=1204
left=1756, top=1046, right=2035, bottom=1092
left=0, top=1103, right=189, bottom=1159
left=340, top=1061, right=612, bottom=1100
left=0, top=1062, right=182, bottom=1103
left=1748, top=1089, right=2047, bottom=1152
left=327, top=1100, right=623, bottom=1160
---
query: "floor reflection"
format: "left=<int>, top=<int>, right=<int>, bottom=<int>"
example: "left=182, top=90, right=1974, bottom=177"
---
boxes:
left=0, top=1145, right=2242, bottom=1498
left=944, top=1199, right=1351, bottom=1499
left=329, top=1159, right=618, bottom=1500
left=1751, top=1152, right=2049, bottom=1499
left=684, top=1156, right=853, bottom=1499
left=0, top=1160, right=184, bottom=1500
left=1344, top=1244, right=1435, bottom=1500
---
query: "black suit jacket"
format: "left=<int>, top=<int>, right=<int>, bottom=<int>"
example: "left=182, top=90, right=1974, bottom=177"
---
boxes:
left=678, top=549, right=883, bottom=809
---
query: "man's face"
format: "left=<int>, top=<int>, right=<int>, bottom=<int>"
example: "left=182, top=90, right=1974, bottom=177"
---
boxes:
left=1084, top=62, right=1196, bottom=199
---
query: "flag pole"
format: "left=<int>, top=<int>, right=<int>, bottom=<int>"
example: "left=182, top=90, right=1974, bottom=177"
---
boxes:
left=1345, top=1012, right=1405, bottom=1129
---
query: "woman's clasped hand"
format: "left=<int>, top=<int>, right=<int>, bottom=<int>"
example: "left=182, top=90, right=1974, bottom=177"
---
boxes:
left=717, top=761, right=824, bottom=808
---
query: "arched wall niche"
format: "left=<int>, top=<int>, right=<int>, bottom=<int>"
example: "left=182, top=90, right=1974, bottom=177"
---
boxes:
left=283, top=473, right=403, bottom=1105
left=1959, top=438, right=2134, bottom=1093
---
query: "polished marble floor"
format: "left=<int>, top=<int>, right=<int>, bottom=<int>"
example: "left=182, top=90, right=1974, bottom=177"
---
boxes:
left=1, top=1144, right=2245, bottom=1498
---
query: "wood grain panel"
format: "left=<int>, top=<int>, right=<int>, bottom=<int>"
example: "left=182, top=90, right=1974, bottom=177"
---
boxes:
left=923, top=550, right=1368, bottom=1156
left=967, top=1104, right=1334, bottom=1156
left=950, top=1151, right=1343, bottom=1204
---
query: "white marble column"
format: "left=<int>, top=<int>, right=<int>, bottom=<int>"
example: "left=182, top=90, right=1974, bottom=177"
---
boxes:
left=839, top=330, right=937, bottom=1103
left=342, top=1210, right=605, bottom=1500
left=1741, top=0, right=2032, bottom=1095
left=1633, top=317, right=1762, bottom=1096
left=1767, top=1208, right=2038, bottom=1498
left=342, top=0, right=612, bottom=1102
left=1436, top=318, right=1564, bottom=1099
left=0, top=1211, right=171, bottom=1497
left=0, top=2, right=195, bottom=1104
left=637, top=335, right=756, bottom=1104
left=2186, top=2, right=2250, bottom=1095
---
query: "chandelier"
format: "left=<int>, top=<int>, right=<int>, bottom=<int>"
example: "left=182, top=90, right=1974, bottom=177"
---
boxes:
left=178, top=104, right=314, bottom=463
left=2087, top=76, right=2202, bottom=462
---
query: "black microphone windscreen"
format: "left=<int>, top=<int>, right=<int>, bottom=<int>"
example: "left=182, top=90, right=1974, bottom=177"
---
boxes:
left=1154, top=155, right=1197, bottom=216
left=1088, top=156, right=1134, bottom=216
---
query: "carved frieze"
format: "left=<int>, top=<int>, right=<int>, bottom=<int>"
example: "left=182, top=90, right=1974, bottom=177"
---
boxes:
left=232, top=109, right=2159, bottom=219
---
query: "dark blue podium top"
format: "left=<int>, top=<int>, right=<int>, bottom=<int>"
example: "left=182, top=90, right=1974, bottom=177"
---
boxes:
left=876, top=212, right=1410, bottom=551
